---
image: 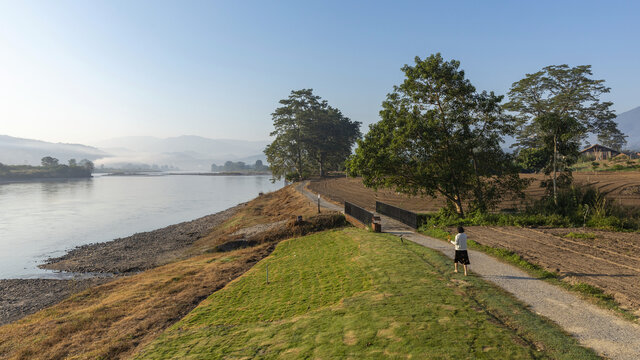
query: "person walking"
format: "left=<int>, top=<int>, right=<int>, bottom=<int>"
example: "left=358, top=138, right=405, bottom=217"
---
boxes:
left=451, top=226, right=470, bottom=276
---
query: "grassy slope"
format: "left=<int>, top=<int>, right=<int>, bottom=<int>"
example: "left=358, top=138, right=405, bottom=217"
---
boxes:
left=0, top=186, right=319, bottom=360
left=136, top=228, right=598, bottom=359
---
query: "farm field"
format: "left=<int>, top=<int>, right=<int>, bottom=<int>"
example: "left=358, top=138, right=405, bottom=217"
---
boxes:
left=309, top=175, right=640, bottom=316
left=465, top=226, right=640, bottom=313
left=310, top=172, right=640, bottom=212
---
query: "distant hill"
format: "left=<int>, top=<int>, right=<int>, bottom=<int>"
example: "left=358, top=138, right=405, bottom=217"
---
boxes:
left=615, top=106, right=640, bottom=150
left=0, top=135, right=107, bottom=166
left=1, top=134, right=271, bottom=170
left=92, top=135, right=269, bottom=171
left=93, top=136, right=269, bottom=158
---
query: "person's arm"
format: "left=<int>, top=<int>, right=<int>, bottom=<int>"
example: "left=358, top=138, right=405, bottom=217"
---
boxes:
left=451, top=234, right=458, bottom=246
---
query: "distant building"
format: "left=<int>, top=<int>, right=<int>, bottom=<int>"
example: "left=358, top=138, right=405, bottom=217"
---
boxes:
left=580, top=144, right=621, bottom=160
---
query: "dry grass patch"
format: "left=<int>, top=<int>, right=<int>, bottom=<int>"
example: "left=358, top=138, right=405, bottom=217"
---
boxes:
left=0, top=245, right=275, bottom=360
left=191, top=185, right=319, bottom=252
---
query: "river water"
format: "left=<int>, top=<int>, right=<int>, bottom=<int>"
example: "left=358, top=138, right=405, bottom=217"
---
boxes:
left=0, top=174, right=283, bottom=279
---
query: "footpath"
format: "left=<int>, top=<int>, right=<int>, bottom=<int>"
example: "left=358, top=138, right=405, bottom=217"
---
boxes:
left=296, top=181, right=640, bottom=360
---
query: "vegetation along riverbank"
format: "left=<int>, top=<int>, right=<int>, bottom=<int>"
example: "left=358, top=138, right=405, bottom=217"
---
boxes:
left=0, top=157, right=94, bottom=182
left=0, top=185, right=602, bottom=359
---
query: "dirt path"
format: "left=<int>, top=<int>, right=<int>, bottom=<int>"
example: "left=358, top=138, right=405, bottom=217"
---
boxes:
left=299, top=181, right=640, bottom=360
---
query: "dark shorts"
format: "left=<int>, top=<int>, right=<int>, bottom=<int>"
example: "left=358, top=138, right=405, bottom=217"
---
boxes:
left=454, top=250, right=470, bottom=265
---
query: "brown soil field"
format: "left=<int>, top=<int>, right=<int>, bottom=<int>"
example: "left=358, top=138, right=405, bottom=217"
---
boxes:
left=309, top=176, right=640, bottom=316
left=465, top=226, right=640, bottom=314
left=310, top=172, right=640, bottom=212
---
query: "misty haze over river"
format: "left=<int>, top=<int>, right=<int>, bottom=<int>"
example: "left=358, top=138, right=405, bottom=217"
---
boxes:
left=0, top=174, right=283, bottom=279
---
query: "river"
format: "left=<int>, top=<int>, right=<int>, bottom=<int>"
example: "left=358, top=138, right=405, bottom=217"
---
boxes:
left=0, top=174, right=283, bottom=279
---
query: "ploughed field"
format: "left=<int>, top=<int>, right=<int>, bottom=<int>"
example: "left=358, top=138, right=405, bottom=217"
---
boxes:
left=309, top=175, right=640, bottom=315
left=465, top=226, right=640, bottom=313
left=310, top=172, right=640, bottom=212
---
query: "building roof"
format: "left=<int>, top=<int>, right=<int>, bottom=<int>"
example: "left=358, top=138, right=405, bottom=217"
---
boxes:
left=580, top=144, right=620, bottom=154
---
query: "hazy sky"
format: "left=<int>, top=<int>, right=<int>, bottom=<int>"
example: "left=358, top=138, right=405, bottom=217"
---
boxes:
left=1, top=0, right=638, bottom=145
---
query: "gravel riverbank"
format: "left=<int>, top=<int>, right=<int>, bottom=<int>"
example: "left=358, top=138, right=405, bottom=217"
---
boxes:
left=1, top=203, right=243, bottom=326
left=0, top=278, right=111, bottom=326
left=40, top=204, right=244, bottom=274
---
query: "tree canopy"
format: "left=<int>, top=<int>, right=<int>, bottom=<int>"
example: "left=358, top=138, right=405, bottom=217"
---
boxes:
left=347, top=54, right=527, bottom=216
left=264, top=89, right=361, bottom=181
left=41, top=156, right=59, bottom=167
left=505, top=64, right=625, bottom=202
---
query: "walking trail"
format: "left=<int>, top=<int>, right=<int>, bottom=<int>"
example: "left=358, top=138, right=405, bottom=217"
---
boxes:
left=297, top=181, right=640, bottom=360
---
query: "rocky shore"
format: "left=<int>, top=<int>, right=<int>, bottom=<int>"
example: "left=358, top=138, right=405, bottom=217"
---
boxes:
left=40, top=203, right=244, bottom=274
left=0, top=203, right=243, bottom=326
left=0, top=278, right=111, bottom=326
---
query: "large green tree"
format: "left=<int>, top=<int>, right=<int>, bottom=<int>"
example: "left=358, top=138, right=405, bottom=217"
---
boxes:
left=265, top=89, right=361, bottom=181
left=505, top=64, right=625, bottom=203
left=347, top=54, right=526, bottom=216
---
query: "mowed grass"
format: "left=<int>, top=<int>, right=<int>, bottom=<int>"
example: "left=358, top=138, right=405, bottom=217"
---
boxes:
left=136, top=228, right=599, bottom=359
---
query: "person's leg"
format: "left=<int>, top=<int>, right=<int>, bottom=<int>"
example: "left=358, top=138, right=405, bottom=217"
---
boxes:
left=463, top=264, right=468, bottom=276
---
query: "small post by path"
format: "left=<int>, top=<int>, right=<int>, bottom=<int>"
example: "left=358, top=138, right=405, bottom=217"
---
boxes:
left=317, top=194, right=321, bottom=214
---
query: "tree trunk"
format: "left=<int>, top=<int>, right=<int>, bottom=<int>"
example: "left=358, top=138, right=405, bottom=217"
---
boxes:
left=453, top=195, right=464, bottom=217
left=471, top=154, right=484, bottom=212
left=297, top=147, right=303, bottom=180
left=553, top=134, right=558, bottom=205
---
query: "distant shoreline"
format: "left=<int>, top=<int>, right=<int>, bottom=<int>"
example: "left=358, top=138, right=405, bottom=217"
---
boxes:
left=0, top=176, right=93, bottom=185
left=0, top=172, right=273, bottom=183
left=102, top=171, right=272, bottom=177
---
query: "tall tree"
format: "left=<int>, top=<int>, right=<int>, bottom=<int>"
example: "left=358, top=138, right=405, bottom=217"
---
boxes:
left=41, top=156, right=59, bottom=167
left=347, top=54, right=526, bottom=216
left=505, top=64, right=624, bottom=203
left=79, top=159, right=94, bottom=171
left=305, top=106, right=361, bottom=177
left=265, top=89, right=361, bottom=181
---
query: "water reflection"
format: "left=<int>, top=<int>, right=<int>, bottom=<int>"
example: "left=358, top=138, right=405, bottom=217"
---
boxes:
left=0, top=175, right=282, bottom=278
left=39, top=178, right=94, bottom=200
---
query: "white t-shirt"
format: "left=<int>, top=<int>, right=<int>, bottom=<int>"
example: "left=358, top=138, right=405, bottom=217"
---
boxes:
left=452, top=233, right=467, bottom=250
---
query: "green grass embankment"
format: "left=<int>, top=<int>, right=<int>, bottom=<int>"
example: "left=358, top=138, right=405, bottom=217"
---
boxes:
left=136, top=228, right=598, bottom=359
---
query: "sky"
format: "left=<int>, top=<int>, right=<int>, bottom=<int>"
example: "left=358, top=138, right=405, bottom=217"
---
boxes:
left=1, top=0, right=638, bottom=145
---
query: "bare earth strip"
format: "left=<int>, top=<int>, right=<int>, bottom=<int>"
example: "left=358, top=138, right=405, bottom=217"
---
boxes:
left=299, top=180, right=640, bottom=360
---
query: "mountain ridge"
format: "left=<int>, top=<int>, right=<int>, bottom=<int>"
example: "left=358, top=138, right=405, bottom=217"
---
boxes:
left=0, top=134, right=269, bottom=170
